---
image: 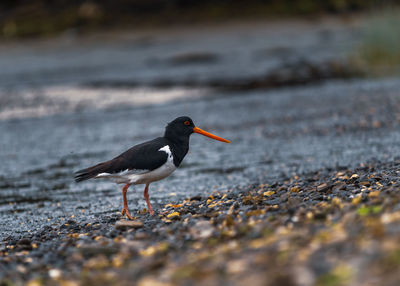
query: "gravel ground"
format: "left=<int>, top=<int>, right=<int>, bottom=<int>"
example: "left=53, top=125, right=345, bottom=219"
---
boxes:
left=2, top=160, right=400, bottom=285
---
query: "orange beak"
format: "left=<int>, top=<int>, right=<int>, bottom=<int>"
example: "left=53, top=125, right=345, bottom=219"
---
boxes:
left=193, top=127, right=230, bottom=143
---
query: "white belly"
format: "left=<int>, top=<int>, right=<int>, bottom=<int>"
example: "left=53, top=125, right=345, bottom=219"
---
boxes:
left=128, top=160, right=176, bottom=184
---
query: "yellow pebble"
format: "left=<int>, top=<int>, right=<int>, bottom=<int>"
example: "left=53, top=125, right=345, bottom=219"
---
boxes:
left=167, top=212, right=180, bottom=218
left=290, top=186, right=300, bottom=193
left=263, top=191, right=275, bottom=196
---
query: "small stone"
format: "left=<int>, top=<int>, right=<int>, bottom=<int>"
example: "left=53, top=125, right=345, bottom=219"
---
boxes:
left=16, top=238, right=32, bottom=250
left=331, top=197, right=342, bottom=206
left=277, top=186, right=287, bottom=192
left=190, top=220, right=214, bottom=239
left=290, top=186, right=301, bottom=193
left=352, top=195, right=362, bottom=205
left=17, top=238, right=31, bottom=245
left=165, top=203, right=183, bottom=208
left=360, top=181, right=371, bottom=187
left=83, top=255, right=109, bottom=269
left=48, top=268, right=62, bottom=279
left=112, top=254, right=125, bottom=267
left=167, top=212, right=180, bottom=218
left=115, top=220, right=144, bottom=230
left=140, top=246, right=156, bottom=257
left=226, top=259, right=247, bottom=274
left=190, top=195, right=202, bottom=201
left=368, top=190, right=380, bottom=198
left=317, top=183, right=329, bottom=192
left=245, top=209, right=266, bottom=217
left=263, top=191, right=275, bottom=196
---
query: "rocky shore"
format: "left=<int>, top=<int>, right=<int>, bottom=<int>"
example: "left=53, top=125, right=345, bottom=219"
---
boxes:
left=2, top=160, right=400, bottom=285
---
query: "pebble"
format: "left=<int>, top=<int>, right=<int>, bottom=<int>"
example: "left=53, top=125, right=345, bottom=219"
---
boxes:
left=115, top=220, right=144, bottom=230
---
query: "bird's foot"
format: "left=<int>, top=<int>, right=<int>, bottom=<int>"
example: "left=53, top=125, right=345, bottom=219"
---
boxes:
left=121, top=207, right=133, bottom=220
left=147, top=208, right=154, bottom=216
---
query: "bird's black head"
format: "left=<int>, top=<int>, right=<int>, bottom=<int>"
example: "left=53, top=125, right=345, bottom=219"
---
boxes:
left=164, top=116, right=230, bottom=144
left=164, top=116, right=195, bottom=143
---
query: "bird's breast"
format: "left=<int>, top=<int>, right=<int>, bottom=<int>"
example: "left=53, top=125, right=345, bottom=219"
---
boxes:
left=128, top=145, right=177, bottom=184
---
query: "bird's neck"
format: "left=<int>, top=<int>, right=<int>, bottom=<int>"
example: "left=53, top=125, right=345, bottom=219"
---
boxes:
left=164, top=129, right=188, bottom=145
left=164, top=132, right=190, bottom=166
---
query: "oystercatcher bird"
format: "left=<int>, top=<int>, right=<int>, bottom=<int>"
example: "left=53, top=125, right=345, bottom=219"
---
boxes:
left=74, top=116, right=230, bottom=219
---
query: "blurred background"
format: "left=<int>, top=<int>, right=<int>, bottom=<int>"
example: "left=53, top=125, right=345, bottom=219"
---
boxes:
left=1, top=0, right=399, bottom=38
left=1, top=0, right=400, bottom=118
left=1, top=1, right=400, bottom=283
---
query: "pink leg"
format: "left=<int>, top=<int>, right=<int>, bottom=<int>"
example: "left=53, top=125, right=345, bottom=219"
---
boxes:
left=121, top=183, right=133, bottom=220
left=143, top=184, right=154, bottom=215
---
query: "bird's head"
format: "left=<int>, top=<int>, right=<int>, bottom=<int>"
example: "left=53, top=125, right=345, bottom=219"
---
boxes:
left=164, top=116, right=230, bottom=143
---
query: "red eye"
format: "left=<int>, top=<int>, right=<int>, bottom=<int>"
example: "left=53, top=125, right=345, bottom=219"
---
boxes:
left=184, top=121, right=190, bottom=126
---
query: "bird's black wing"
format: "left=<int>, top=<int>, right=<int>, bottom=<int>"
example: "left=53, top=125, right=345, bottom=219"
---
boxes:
left=75, top=137, right=169, bottom=182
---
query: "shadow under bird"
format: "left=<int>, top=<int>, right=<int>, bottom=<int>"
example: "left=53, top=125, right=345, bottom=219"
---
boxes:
left=74, top=116, right=230, bottom=219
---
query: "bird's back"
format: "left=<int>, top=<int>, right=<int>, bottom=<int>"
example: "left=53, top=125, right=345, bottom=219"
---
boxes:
left=74, top=137, right=170, bottom=182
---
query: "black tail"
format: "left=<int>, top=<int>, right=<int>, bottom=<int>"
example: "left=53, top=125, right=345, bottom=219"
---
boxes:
left=74, top=161, right=109, bottom=182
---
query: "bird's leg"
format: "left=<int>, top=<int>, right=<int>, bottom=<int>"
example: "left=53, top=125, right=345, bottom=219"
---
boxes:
left=121, top=183, right=133, bottom=220
left=143, top=183, right=154, bottom=215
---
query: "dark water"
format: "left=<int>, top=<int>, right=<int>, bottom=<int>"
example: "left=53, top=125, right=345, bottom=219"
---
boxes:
left=0, top=20, right=356, bottom=89
left=1, top=19, right=400, bottom=240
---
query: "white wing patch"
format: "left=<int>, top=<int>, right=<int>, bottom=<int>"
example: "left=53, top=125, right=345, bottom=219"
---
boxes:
left=159, top=145, right=173, bottom=158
